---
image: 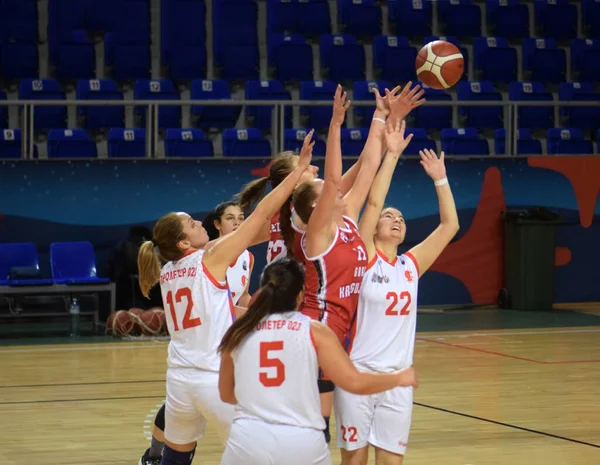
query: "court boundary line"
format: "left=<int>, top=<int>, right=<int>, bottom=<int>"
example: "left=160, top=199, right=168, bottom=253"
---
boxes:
left=0, top=395, right=166, bottom=405
left=1, top=328, right=599, bottom=354
left=414, top=402, right=600, bottom=449
left=0, top=379, right=165, bottom=389
left=419, top=337, right=600, bottom=364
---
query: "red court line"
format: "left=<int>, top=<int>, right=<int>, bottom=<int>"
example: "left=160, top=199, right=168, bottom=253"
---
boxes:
left=417, top=337, right=600, bottom=365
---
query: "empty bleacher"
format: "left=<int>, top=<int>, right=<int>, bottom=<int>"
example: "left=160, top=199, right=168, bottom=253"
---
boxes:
left=0, top=0, right=598, bottom=159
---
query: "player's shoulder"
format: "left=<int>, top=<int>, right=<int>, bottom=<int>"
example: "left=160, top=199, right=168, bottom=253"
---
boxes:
left=397, top=252, right=420, bottom=280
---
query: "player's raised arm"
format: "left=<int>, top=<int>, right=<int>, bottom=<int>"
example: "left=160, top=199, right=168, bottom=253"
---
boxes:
left=408, top=149, right=459, bottom=276
left=203, top=145, right=313, bottom=280
left=359, top=119, right=413, bottom=261
left=311, top=321, right=418, bottom=394
left=386, top=81, right=426, bottom=129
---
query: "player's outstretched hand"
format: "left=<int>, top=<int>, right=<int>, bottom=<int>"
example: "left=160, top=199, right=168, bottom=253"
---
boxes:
left=384, top=119, right=413, bottom=156
left=331, top=84, right=351, bottom=126
left=373, top=85, right=400, bottom=117
left=419, top=148, right=447, bottom=182
left=298, top=129, right=315, bottom=169
left=388, top=81, right=426, bottom=119
left=396, top=366, right=419, bottom=388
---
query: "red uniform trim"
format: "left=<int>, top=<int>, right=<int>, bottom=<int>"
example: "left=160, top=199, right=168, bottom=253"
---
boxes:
left=404, top=251, right=420, bottom=276
left=201, top=262, right=228, bottom=290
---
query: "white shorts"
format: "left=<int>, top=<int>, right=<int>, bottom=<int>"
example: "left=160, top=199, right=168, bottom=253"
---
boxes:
left=221, top=418, right=332, bottom=465
left=334, top=385, right=413, bottom=455
left=164, top=368, right=235, bottom=445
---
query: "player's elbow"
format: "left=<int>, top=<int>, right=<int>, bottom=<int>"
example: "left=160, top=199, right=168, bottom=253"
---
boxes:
left=219, top=389, right=237, bottom=405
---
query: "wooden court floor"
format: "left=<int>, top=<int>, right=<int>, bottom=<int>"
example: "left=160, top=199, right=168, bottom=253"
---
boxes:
left=1, top=326, right=599, bottom=465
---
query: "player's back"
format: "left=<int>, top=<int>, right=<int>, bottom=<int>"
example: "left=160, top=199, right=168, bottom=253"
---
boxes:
left=348, top=251, right=419, bottom=372
left=232, top=312, right=325, bottom=430
left=266, top=211, right=304, bottom=264
left=160, top=249, right=235, bottom=372
left=301, top=216, right=368, bottom=338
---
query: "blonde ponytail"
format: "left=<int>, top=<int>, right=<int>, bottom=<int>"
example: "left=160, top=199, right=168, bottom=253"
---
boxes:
left=138, top=241, right=161, bottom=298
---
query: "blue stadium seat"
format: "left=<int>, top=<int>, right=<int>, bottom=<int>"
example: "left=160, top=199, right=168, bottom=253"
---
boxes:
left=338, top=0, right=382, bottom=36
left=267, top=0, right=296, bottom=33
left=412, top=83, right=452, bottom=130
left=213, top=0, right=259, bottom=80
left=296, top=0, right=331, bottom=36
left=1, top=43, right=38, bottom=81
left=403, top=128, right=437, bottom=156
left=509, top=82, right=554, bottom=130
left=0, top=242, right=52, bottom=286
left=50, top=241, right=110, bottom=284
left=245, top=80, right=292, bottom=132
left=76, top=79, right=124, bottom=130
left=547, top=128, right=594, bottom=155
left=424, top=36, right=469, bottom=81
left=283, top=129, right=326, bottom=156
left=112, top=1, right=151, bottom=43
left=373, top=36, right=417, bottom=82
left=558, top=82, right=600, bottom=131
left=87, top=0, right=116, bottom=33
left=190, top=79, right=241, bottom=129
left=473, top=37, right=517, bottom=85
left=161, top=0, right=206, bottom=82
left=300, top=80, right=337, bottom=131
left=571, top=39, right=600, bottom=83
left=486, top=0, right=529, bottom=39
left=457, top=81, right=503, bottom=129
left=133, top=80, right=181, bottom=130
left=388, top=0, right=432, bottom=37
left=222, top=128, right=271, bottom=157
left=341, top=128, right=369, bottom=156
left=583, top=0, right=600, bottom=37
left=441, top=128, right=489, bottom=156
left=105, top=33, right=151, bottom=81
left=47, top=129, right=97, bottom=159
left=107, top=129, right=147, bottom=158
left=0, top=90, right=7, bottom=129
left=56, top=30, right=95, bottom=81
left=0, top=0, right=38, bottom=45
left=534, top=0, right=577, bottom=40
left=352, top=80, right=392, bottom=124
left=494, top=128, right=542, bottom=155
left=522, top=38, right=566, bottom=85
left=268, top=34, right=313, bottom=82
left=0, top=129, right=22, bottom=159
left=438, top=0, right=481, bottom=38
left=320, top=35, right=365, bottom=82
left=47, top=0, right=87, bottom=65
left=19, top=79, right=66, bottom=131
left=165, top=129, right=214, bottom=157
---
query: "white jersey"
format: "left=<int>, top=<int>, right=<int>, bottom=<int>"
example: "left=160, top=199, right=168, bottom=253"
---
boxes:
left=227, top=249, right=253, bottom=305
left=160, top=249, right=235, bottom=372
left=348, top=251, right=419, bottom=372
left=232, top=312, right=325, bottom=431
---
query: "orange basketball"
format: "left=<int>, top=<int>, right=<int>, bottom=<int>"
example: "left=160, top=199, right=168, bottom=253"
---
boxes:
left=129, top=307, right=144, bottom=334
left=139, top=308, right=164, bottom=336
left=113, top=310, right=134, bottom=336
left=415, top=40, right=464, bottom=90
left=106, top=311, right=118, bottom=334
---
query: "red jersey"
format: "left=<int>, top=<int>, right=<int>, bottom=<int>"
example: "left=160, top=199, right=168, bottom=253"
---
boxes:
left=266, top=211, right=304, bottom=264
left=300, top=216, right=368, bottom=343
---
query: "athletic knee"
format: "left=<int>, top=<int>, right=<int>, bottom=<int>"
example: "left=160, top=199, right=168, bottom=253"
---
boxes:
left=374, top=448, right=404, bottom=465
left=160, top=444, right=196, bottom=465
left=341, top=448, right=369, bottom=465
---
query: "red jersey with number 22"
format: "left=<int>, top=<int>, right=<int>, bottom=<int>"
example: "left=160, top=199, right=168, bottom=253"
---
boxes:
left=266, top=211, right=304, bottom=264
left=300, top=216, right=368, bottom=343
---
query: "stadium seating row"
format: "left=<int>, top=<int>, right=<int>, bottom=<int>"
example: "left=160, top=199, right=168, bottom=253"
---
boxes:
left=0, top=241, right=107, bottom=286
left=6, top=78, right=599, bottom=133
left=1, top=127, right=597, bottom=159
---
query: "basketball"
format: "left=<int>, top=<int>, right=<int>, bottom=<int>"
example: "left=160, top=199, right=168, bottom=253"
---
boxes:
left=106, top=311, right=117, bottom=334
left=113, top=310, right=135, bottom=336
left=129, top=307, right=144, bottom=334
left=139, top=308, right=164, bottom=336
left=415, top=40, right=464, bottom=90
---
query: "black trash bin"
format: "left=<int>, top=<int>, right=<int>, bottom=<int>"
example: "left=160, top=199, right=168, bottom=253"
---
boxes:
left=500, top=207, right=561, bottom=311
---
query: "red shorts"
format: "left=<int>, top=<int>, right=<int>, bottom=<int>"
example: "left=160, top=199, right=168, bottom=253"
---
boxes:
left=301, top=308, right=352, bottom=382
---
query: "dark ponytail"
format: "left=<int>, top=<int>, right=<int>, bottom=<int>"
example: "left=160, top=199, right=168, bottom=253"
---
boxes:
left=279, top=197, right=296, bottom=259
left=202, top=200, right=241, bottom=241
left=219, top=257, right=305, bottom=353
left=237, top=152, right=298, bottom=213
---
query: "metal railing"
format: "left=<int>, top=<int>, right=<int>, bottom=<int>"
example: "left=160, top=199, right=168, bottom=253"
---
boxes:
left=1, top=99, right=599, bottom=160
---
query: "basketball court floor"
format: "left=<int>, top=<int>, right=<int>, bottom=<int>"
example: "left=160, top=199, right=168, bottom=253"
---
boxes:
left=1, top=306, right=599, bottom=464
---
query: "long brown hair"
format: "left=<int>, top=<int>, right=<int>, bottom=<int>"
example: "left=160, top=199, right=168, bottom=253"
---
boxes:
left=293, top=180, right=320, bottom=225
left=279, top=196, right=296, bottom=258
left=237, top=152, right=297, bottom=212
left=138, top=212, right=186, bottom=298
left=218, top=257, right=305, bottom=354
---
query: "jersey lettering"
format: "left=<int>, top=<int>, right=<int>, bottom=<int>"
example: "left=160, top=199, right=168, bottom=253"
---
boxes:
left=166, top=287, right=201, bottom=330
left=341, top=425, right=358, bottom=442
left=259, top=341, right=286, bottom=387
left=384, top=291, right=412, bottom=316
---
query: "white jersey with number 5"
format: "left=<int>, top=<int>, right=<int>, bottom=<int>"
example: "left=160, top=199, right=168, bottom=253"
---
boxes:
left=347, top=251, right=420, bottom=372
left=232, top=312, right=325, bottom=430
left=160, top=249, right=235, bottom=372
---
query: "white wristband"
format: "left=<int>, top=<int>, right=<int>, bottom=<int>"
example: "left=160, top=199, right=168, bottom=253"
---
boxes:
left=373, top=117, right=386, bottom=124
left=434, top=177, right=449, bottom=187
